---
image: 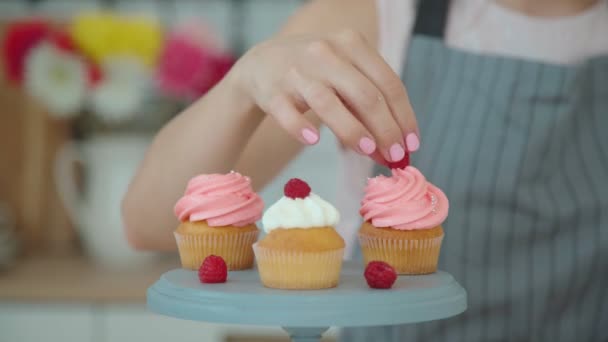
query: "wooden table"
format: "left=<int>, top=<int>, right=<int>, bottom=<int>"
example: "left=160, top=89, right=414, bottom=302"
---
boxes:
left=0, top=253, right=179, bottom=302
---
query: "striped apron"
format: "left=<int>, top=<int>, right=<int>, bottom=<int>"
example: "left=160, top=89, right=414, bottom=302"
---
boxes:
left=341, top=0, right=608, bottom=341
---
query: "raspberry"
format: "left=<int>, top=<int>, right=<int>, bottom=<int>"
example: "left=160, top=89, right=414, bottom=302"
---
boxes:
left=198, top=255, right=227, bottom=283
left=364, top=261, right=397, bottom=289
left=284, top=178, right=311, bottom=199
left=386, top=152, right=410, bottom=169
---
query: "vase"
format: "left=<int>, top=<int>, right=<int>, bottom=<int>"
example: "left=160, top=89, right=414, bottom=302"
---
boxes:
left=54, top=133, right=159, bottom=269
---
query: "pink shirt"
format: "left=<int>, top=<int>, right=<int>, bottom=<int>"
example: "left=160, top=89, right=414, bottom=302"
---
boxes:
left=337, top=0, right=608, bottom=257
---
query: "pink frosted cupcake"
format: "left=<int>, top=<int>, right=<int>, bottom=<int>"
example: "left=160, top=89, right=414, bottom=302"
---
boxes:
left=174, top=172, right=263, bottom=270
left=358, top=166, right=449, bottom=274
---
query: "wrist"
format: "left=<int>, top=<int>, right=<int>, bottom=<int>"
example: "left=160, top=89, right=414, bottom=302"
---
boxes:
left=220, top=65, right=261, bottom=120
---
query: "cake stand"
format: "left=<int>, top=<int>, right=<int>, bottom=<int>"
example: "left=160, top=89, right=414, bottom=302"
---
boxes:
left=147, top=261, right=467, bottom=342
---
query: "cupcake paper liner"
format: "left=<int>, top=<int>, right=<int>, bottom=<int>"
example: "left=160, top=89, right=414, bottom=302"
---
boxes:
left=253, top=244, right=344, bottom=290
left=174, top=230, right=258, bottom=270
left=358, top=233, right=443, bottom=275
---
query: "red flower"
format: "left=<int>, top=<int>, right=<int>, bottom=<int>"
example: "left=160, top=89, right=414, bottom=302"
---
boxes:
left=48, top=30, right=77, bottom=54
left=2, top=19, right=51, bottom=84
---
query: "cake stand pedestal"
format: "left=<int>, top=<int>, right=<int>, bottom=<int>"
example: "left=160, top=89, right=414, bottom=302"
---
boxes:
left=147, top=261, right=467, bottom=342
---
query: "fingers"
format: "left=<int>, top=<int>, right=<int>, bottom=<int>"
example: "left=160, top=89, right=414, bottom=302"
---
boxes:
left=287, top=68, right=378, bottom=156
left=262, top=93, right=320, bottom=145
left=330, top=29, right=420, bottom=153
left=254, top=31, right=417, bottom=161
left=300, top=39, right=405, bottom=162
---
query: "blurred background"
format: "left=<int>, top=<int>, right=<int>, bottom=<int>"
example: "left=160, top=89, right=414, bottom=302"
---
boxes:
left=0, top=0, right=339, bottom=341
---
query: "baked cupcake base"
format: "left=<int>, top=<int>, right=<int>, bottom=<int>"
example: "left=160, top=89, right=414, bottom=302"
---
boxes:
left=174, top=221, right=259, bottom=270
left=253, top=244, right=344, bottom=289
left=254, top=227, right=345, bottom=290
left=358, top=222, right=443, bottom=275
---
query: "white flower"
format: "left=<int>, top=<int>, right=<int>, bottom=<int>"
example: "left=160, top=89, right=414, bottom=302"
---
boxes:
left=24, top=43, right=87, bottom=118
left=89, top=56, right=150, bottom=124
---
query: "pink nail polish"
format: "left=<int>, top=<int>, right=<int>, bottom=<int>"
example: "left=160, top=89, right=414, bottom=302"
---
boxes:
left=301, top=128, right=319, bottom=144
left=405, top=133, right=420, bottom=152
left=389, top=144, right=405, bottom=162
left=359, top=137, right=376, bottom=155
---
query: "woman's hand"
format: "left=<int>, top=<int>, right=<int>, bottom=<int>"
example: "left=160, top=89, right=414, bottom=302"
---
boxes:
left=229, top=30, right=419, bottom=163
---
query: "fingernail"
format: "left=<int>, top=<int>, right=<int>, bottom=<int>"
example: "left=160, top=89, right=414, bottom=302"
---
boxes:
left=301, top=128, right=319, bottom=144
left=405, top=133, right=420, bottom=152
left=389, top=143, right=405, bottom=162
left=359, top=137, right=376, bottom=155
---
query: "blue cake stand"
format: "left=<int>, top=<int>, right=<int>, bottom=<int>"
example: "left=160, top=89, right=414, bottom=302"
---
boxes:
left=147, top=261, right=466, bottom=342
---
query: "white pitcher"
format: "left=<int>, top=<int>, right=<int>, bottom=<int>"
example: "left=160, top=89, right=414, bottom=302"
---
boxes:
left=54, top=134, right=159, bottom=269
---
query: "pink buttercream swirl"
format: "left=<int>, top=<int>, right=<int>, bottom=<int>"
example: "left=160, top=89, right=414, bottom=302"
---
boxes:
left=174, top=172, right=264, bottom=227
left=360, top=166, right=449, bottom=230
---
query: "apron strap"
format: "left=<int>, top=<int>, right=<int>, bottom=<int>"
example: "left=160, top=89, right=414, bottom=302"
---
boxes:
left=373, top=0, right=450, bottom=178
left=412, top=0, right=450, bottom=38
left=372, top=0, right=450, bottom=176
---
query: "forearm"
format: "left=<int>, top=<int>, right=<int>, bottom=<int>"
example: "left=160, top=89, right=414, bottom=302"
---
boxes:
left=122, top=75, right=263, bottom=250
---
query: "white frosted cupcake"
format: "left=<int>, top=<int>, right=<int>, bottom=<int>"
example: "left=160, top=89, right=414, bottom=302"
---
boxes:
left=253, top=178, right=345, bottom=290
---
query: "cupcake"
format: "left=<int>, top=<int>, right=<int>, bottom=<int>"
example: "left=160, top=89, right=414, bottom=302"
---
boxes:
left=358, top=166, right=448, bottom=275
left=174, top=172, right=263, bottom=270
left=253, top=178, right=345, bottom=290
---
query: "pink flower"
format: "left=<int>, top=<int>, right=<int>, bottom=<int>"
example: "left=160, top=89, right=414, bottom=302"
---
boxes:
left=155, top=24, right=234, bottom=100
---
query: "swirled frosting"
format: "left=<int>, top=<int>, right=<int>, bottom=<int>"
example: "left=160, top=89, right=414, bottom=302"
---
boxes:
left=262, top=193, right=340, bottom=232
left=360, top=166, right=448, bottom=230
left=174, top=172, right=264, bottom=227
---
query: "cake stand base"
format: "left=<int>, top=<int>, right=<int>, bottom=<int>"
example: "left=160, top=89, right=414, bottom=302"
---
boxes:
left=282, top=327, right=329, bottom=342
left=147, top=261, right=467, bottom=342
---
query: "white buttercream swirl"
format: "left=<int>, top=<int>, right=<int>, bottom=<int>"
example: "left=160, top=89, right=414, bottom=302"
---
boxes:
left=262, top=193, right=340, bottom=232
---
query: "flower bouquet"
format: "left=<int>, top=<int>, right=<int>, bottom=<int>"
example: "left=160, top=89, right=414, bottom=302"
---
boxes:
left=2, top=13, right=235, bottom=134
